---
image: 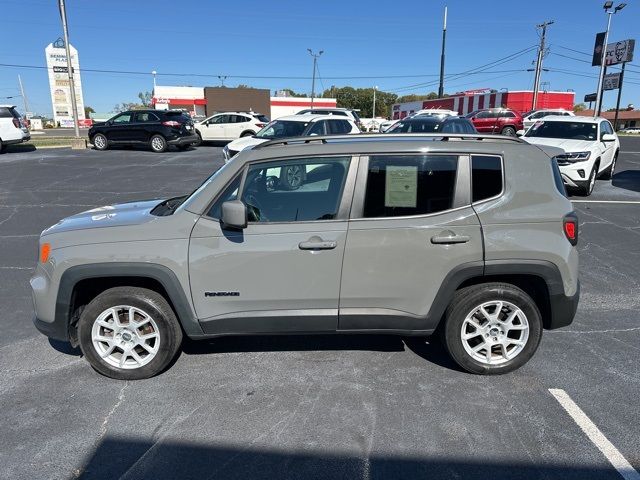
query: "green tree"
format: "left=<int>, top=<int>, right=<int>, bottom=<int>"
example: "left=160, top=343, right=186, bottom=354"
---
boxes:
left=321, top=86, right=398, bottom=118
left=396, top=92, right=443, bottom=103
left=84, top=106, right=95, bottom=118
left=138, top=91, right=152, bottom=107
left=573, top=103, right=587, bottom=112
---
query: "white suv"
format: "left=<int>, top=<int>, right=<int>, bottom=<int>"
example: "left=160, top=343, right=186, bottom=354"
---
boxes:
left=522, top=109, right=574, bottom=131
left=223, top=114, right=360, bottom=162
left=0, top=105, right=30, bottom=153
left=195, top=112, right=270, bottom=142
left=523, top=115, right=619, bottom=196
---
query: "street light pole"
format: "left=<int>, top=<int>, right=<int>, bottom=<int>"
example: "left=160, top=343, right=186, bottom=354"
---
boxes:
left=57, top=0, right=80, bottom=139
left=372, top=86, right=377, bottom=120
left=307, top=49, right=323, bottom=110
left=594, top=2, right=626, bottom=117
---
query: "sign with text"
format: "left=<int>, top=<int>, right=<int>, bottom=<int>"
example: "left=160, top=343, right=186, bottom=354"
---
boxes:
left=605, top=39, right=635, bottom=66
left=45, top=38, right=85, bottom=126
left=603, top=73, right=622, bottom=90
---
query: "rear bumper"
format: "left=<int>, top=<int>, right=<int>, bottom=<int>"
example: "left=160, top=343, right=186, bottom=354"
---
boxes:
left=168, top=134, right=199, bottom=146
left=547, top=281, right=580, bottom=329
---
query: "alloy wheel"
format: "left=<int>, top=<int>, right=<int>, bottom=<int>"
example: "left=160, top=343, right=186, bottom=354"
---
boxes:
left=460, top=300, right=529, bottom=365
left=91, top=305, right=161, bottom=369
left=94, top=135, right=106, bottom=149
left=151, top=137, right=165, bottom=152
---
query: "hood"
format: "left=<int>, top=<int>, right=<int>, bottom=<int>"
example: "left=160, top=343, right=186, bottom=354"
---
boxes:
left=523, top=136, right=595, bottom=153
left=227, top=135, right=268, bottom=152
left=42, top=199, right=162, bottom=236
left=90, top=121, right=106, bottom=128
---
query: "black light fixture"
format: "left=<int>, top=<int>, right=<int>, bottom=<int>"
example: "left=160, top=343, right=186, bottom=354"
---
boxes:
left=603, top=1, right=613, bottom=9
left=615, top=2, right=626, bottom=11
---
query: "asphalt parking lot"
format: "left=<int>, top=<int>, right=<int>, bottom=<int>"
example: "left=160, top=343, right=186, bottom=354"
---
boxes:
left=1, top=138, right=639, bottom=480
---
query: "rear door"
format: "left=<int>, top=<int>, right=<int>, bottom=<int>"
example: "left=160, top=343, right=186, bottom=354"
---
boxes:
left=132, top=111, right=160, bottom=142
left=189, top=155, right=358, bottom=334
left=338, top=153, right=483, bottom=332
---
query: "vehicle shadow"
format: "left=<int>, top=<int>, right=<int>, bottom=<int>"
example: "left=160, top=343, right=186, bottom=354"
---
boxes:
left=612, top=169, right=640, bottom=193
left=4, top=144, right=37, bottom=153
left=48, top=338, right=82, bottom=356
left=197, top=140, right=231, bottom=147
left=76, top=436, right=623, bottom=480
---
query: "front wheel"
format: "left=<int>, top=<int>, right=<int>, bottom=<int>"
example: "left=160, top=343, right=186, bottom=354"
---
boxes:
left=580, top=166, right=597, bottom=196
left=149, top=134, right=167, bottom=153
left=92, top=133, right=108, bottom=151
left=77, top=287, right=183, bottom=380
left=442, top=283, right=542, bottom=374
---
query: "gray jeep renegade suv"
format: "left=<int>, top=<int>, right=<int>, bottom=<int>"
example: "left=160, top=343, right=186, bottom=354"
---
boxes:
left=31, top=134, right=579, bottom=380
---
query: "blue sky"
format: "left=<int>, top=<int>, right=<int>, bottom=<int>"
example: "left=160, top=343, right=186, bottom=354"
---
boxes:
left=1, top=0, right=638, bottom=116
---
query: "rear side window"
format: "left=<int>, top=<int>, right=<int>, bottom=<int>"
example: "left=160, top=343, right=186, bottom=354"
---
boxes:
left=363, top=155, right=458, bottom=218
left=328, top=120, right=352, bottom=134
left=0, top=107, right=12, bottom=118
left=256, top=115, right=270, bottom=122
left=502, top=111, right=516, bottom=118
left=471, top=155, right=502, bottom=202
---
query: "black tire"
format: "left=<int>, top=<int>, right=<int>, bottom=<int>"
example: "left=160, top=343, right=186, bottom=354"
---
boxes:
left=149, top=134, right=167, bottom=153
left=92, top=133, right=109, bottom=151
left=0, top=139, right=6, bottom=154
left=240, top=131, right=255, bottom=137
left=501, top=126, right=516, bottom=136
left=77, top=287, right=183, bottom=380
left=194, top=131, right=202, bottom=146
left=600, top=152, right=617, bottom=180
left=580, top=166, right=597, bottom=196
left=442, top=283, right=543, bottom=375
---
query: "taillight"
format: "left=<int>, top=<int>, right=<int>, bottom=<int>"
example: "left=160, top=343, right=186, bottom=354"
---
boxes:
left=563, top=212, right=578, bottom=246
left=162, top=120, right=182, bottom=128
left=12, top=118, right=21, bottom=128
left=255, top=123, right=266, bottom=128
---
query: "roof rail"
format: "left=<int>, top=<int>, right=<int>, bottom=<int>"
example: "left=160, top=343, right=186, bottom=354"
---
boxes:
left=254, top=133, right=525, bottom=149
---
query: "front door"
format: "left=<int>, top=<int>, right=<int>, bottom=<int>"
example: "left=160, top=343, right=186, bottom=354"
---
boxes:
left=598, top=120, right=616, bottom=170
left=200, top=114, right=229, bottom=141
left=339, top=153, right=484, bottom=332
left=472, top=110, right=493, bottom=133
left=107, top=112, right=134, bottom=142
left=189, top=155, right=357, bottom=334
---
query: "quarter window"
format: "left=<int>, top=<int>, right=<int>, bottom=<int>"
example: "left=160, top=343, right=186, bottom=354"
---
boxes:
left=471, top=155, right=502, bottom=202
left=240, top=157, right=350, bottom=222
left=363, top=155, right=458, bottom=218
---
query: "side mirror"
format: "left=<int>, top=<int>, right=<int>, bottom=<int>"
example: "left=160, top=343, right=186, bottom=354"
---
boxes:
left=601, top=133, right=616, bottom=142
left=221, top=200, right=247, bottom=229
left=516, top=129, right=525, bottom=137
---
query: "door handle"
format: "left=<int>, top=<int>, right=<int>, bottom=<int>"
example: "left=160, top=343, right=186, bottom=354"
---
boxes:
left=431, top=232, right=471, bottom=244
left=299, top=238, right=337, bottom=250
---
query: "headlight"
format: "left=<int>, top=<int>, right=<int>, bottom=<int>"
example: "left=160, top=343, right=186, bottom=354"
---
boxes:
left=554, top=151, right=591, bottom=164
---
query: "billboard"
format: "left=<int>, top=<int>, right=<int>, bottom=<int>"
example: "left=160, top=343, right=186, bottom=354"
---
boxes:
left=605, top=39, right=635, bottom=66
left=45, top=38, right=85, bottom=126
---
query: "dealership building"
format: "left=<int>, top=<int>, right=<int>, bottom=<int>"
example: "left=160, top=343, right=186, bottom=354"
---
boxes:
left=151, top=85, right=336, bottom=120
left=391, top=89, right=575, bottom=119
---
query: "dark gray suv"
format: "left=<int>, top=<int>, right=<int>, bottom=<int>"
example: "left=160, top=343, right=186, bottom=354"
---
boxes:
left=31, top=133, right=579, bottom=379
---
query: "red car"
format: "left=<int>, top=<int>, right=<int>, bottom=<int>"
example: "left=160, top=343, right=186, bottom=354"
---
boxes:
left=465, top=108, right=523, bottom=136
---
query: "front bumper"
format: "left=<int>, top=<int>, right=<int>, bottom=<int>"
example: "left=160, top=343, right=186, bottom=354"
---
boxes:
left=168, top=134, right=199, bottom=146
left=547, top=281, right=580, bottom=329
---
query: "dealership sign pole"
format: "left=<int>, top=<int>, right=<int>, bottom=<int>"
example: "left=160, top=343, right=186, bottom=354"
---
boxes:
left=437, top=6, right=447, bottom=99
left=57, top=0, right=80, bottom=138
left=613, top=62, right=625, bottom=130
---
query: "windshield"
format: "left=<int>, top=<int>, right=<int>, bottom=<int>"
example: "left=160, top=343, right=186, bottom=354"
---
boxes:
left=254, top=120, right=309, bottom=139
left=387, top=120, right=441, bottom=133
left=525, top=121, right=597, bottom=140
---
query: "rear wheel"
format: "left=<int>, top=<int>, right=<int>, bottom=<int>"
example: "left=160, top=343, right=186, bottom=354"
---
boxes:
left=501, top=126, right=516, bottom=136
left=194, top=131, right=202, bottom=146
left=241, top=131, right=255, bottom=137
left=77, top=287, right=183, bottom=380
left=0, top=139, right=5, bottom=153
left=442, top=283, right=542, bottom=374
left=149, top=134, right=167, bottom=153
left=92, top=133, right=108, bottom=151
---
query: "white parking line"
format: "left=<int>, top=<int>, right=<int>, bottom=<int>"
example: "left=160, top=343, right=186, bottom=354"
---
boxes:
left=571, top=200, right=640, bottom=204
left=549, top=389, right=640, bottom=480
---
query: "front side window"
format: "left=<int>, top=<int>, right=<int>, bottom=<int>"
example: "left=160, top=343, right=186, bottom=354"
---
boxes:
left=112, top=113, right=132, bottom=124
left=241, top=157, right=351, bottom=222
left=328, top=120, right=351, bottom=134
left=472, top=155, right=502, bottom=202
left=363, top=155, right=458, bottom=218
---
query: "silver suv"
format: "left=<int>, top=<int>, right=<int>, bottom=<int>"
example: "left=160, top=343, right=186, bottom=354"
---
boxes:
left=31, top=134, right=579, bottom=380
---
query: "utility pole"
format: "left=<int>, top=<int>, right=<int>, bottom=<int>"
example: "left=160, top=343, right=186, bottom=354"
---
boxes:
left=532, top=20, right=553, bottom=111
left=57, top=0, right=81, bottom=139
left=372, top=86, right=377, bottom=120
left=438, top=6, right=447, bottom=98
left=613, top=62, right=625, bottom=130
left=17, top=75, right=29, bottom=118
left=307, top=49, right=323, bottom=110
